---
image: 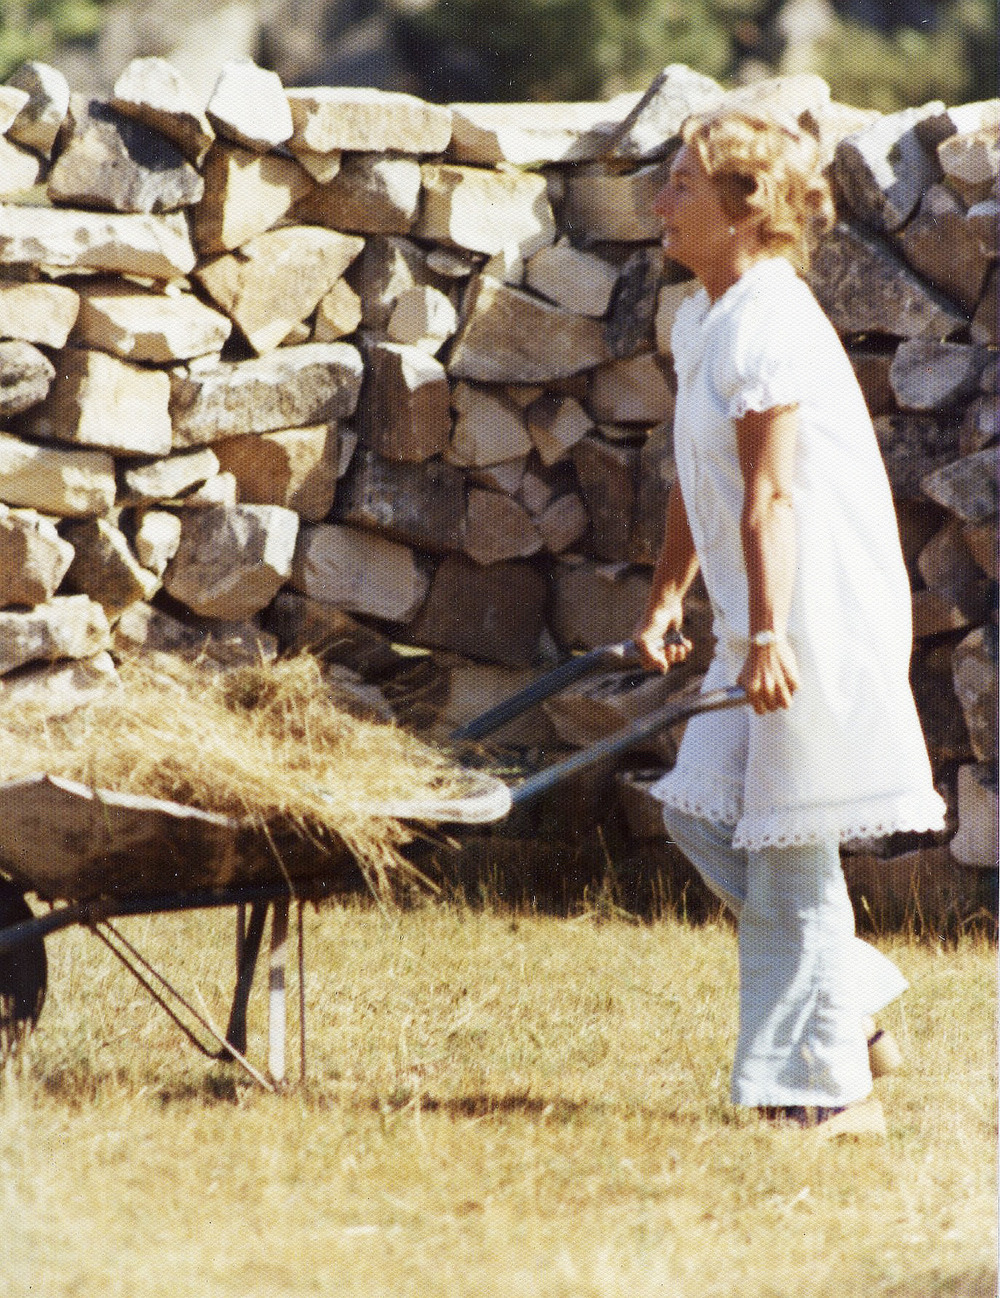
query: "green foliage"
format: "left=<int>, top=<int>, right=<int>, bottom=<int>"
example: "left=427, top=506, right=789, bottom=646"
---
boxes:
left=0, top=0, right=113, bottom=82
left=814, top=1, right=997, bottom=113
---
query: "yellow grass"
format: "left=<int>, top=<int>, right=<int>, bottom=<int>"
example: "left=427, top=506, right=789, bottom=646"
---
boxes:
left=1, top=899, right=995, bottom=1297
left=0, top=652, right=481, bottom=891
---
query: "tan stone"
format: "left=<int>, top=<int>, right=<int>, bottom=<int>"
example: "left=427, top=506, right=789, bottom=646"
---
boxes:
left=0, top=431, right=116, bottom=517
left=133, top=510, right=182, bottom=576
left=314, top=279, right=363, bottom=343
left=194, top=226, right=364, bottom=354
left=24, top=349, right=172, bottom=457
left=524, top=242, right=618, bottom=317
left=60, top=516, right=160, bottom=618
left=5, top=60, right=69, bottom=157
left=833, top=102, right=945, bottom=234
left=205, top=58, right=293, bottom=151
left=447, top=97, right=639, bottom=166
left=214, top=425, right=340, bottom=522
left=448, top=382, right=532, bottom=468
left=550, top=558, right=652, bottom=651
left=572, top=436, right=639, bottom=562
left=0, top=505, right=75, bottom=608
left=286, top=87, right=452, bottom=155
left=562, top=164, right=669, bottom=243
left=0, top=594, right=110, bottom=677
left=0, top=280, right=79, bottom=348
left=0, top=136, right=42, bottom=196
left=339, top=450, right=466, bottom=554
left=294, top=154, right=422, bottom=235
left=111, top=56, right=215, bottom=166
left=898, top=184, right=992, bottom=312
left=464, top=489, right=543, bottom=565
left=950, top=764, right=999, bottom=867
left=449, top=276, right=610, bottom=383
left=589, top=353, right=674, bottom=424
left=387, top=285, right=458, bottom=355
left=938, top=127, right=1000, bottom=207
left=0, top=85, right=30, bottom=134
left=192, top=145, right=312, bottom=256
left=362, top=343, right=452, bottom=464
left=535, top=492, right=589, bottom=555
left=291, top=523, right=429, bottom=623
left=121, top=448, right=221, bottom=504
left=416, top=164, right=555, bottom=258
left=526, top=394, right=593, bottom=467
left=72, top=280, right=232, bottom=362
left=0, top=206, right=197, bottom=280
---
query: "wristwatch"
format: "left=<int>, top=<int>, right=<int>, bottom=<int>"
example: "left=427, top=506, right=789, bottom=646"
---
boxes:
left=750, top=629, right=781, bottom=647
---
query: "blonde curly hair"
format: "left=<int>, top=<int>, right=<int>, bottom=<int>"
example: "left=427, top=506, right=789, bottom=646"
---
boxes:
left=681, top=109, right=835, bottom=272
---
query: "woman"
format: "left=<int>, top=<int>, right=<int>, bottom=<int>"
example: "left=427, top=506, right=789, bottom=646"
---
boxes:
left=635, top=109, right=946, bottom=1136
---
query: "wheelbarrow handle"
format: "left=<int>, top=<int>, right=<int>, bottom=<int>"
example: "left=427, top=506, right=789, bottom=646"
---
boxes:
left=450, top=640, right=640, bottom=743
left=508, top=685, right=747, bottom=809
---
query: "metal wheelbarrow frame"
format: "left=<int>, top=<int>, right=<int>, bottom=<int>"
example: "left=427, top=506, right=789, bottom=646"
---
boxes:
left=0, top=648, right=745, bottom=1088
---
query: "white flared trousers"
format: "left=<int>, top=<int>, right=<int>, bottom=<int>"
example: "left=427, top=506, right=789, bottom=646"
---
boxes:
left=662, top=806, right=907, bottom=1108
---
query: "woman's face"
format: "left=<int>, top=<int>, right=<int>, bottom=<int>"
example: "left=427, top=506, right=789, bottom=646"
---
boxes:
left=652, top=143, right=733, bottom=279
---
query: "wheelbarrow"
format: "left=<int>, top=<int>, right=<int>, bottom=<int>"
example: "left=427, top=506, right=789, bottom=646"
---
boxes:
left=0, top=646, right=745, bottom=1088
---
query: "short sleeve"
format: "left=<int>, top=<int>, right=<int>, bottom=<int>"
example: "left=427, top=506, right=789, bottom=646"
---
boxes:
left=712, top=263, right=817, bottom=420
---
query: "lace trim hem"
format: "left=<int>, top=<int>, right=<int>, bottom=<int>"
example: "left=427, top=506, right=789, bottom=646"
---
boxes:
left=733, top=790, right=948, bottom=852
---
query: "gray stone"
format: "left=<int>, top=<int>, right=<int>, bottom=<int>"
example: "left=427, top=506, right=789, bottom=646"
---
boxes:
left=525, top=394, right=593, bottom=467
left=464, top=489, right=543, bottom=565
left=523, top=241, right=619, bottom=318
left=889, top=340, right=989, bottom=412
left=0, top=340, right=54, bottom=416
left=386, top=285, right=458, bottom=356
left=898, top=184, right=993, bottom=313
left=340, top=449, right=466, bottom=554
left=949, top=763, right=998, bottom=867
left=603, top=246, right=664, bottom=359
left=550, top=558, right=652, bottom=651
left=294, top=154, right=422, bottom=235
left=629, top=423, right=676, bottom=567
left=922, top=448, right=999, bottom=524
left=164, top=502, right=300, bottom=621
left=807, top=223, right=969, bottom=340
left=0, top=506, right=75, bottom=608
left=111, top=57, right=215, bottom=166
left=952, top=625, right=998, bottom=765
left=5, top=60, right=70, bottom=157
left=0, top=137, right=42, bottom=196
left=874, top=414, right=960, bottom=500
left=562, top=164, right=669, bottom=244
left=0, top=594, right=111, bottom=677
left=447, top=382, right=531, bottom=469
left=605, top=64, right=724, bottom=161
left=833, top=102, right=945, bottom=234
left=47, top=95, right=204, bottom=214
left=113, top=600, right=278, bottom=665
left=971, top=267, right=997, bottom=347
left=169, top=342, right=364, bottom=446
left=589, top=353, right=674, bottom=424
left=448, top=97, right=639, bottom=166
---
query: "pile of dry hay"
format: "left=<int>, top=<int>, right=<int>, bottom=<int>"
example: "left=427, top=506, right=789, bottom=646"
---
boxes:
left=0, top=652, right=484, bottom=894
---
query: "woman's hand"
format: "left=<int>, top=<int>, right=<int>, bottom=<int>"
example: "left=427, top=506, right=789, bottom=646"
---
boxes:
left=737, top=636, right=801, bottom=714
left=634, top=599, right=692, bottom=674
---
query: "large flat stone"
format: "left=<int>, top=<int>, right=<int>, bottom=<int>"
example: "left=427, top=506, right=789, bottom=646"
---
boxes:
left=0, top=279, right=79, bottom=348
left=111, top=56, right=215, bottom=166
left=169, top=343, right=364, bottom=446
left=0, top=432, right=115, bottom=517
left=0, top=205, right=197, bottom=280
left=291, top=523, right=429, bottom=624
left=415, top=163, right=555, bottom=258
left=294, top=154, right=422, bottom=235
left=0, top=594, right=111, bottom=677
left=286, top=87, right=452, bottom=155
left=72, top=279, right=232, bottom=362
left=447, top=97, right=639, bottom=165
left=191, top=144, right=312, bottom=256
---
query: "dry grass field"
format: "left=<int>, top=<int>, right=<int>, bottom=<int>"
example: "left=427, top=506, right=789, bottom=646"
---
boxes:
left=0, top=894, right=996, bottom=1298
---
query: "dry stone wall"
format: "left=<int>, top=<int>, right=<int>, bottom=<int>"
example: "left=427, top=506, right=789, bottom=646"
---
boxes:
left=0, top=58, right=995, bottom=870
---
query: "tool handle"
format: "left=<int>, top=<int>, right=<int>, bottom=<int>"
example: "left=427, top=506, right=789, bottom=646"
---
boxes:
left=508, top=686, right=747, bottom=808
left=450, top=640, right=639, bottom=742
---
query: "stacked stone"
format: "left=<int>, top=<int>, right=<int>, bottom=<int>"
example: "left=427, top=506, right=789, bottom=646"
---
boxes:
left=0, top=58, right=994, bottom=871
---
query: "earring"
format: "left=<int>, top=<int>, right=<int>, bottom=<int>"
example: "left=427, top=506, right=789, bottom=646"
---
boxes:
left=728, top=225, right=736, bottom=236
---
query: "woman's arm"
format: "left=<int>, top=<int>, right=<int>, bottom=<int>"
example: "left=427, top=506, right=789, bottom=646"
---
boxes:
left=736, top=403, right=802, bottom=713
left=634, top=479, right=701, bottom=673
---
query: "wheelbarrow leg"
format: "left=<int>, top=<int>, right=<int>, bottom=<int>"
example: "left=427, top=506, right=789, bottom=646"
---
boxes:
left=225, top=901, right=268, bottom=1057
left=268, top=899, right=289, bottom=1086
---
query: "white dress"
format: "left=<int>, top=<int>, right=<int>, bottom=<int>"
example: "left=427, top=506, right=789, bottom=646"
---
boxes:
left=651, top=257, right=946, bottom=850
